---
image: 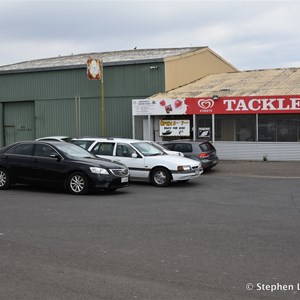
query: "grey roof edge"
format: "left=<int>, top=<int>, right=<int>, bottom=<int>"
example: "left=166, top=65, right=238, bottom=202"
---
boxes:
left=0, top=47, right=205, bottom=74
left=0, top=58, right=165, bottom=75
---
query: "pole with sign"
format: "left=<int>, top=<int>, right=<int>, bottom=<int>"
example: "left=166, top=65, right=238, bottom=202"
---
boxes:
left=87, top=58, right=104, bottom=136
left=101, top=63, right=104, bottom=137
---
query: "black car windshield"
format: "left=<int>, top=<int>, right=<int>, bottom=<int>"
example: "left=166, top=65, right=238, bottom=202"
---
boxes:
left=55, top=143, right=95, bottom=159
left=132, top=142, right=164, bottom=156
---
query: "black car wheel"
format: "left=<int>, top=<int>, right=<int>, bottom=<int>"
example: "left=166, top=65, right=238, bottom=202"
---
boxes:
left=67, top=172, right=89, bottom=195
left=0, top=168, right=11, bottom=190
left=151, top=167, right=171, bottom=187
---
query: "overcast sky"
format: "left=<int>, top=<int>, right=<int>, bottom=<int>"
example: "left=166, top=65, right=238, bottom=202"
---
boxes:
left=0, top=0, right=299, bottom=71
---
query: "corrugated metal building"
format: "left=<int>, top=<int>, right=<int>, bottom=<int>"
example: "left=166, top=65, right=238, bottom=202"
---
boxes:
left=139, top=68, right=300, bottom=161
left=0, top=47, right=236, bottom=147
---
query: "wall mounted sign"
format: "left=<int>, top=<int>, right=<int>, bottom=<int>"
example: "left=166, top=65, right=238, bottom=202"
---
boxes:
left=133, top=96, right=300, bottom=115
left=87, top=58, right=102, bottom=80
left=198, top=127, right=210, bottom=138
left=159, top=120, right=190, bottom=137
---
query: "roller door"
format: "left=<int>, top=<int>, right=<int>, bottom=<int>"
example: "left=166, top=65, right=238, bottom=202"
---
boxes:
left=4, top=102, right=35, bottom=145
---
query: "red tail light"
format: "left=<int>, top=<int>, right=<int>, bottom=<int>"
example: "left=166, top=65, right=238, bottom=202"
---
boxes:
left=199, top=152, right=209, bottom=158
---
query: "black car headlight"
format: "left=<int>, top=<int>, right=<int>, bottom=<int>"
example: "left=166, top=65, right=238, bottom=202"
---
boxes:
left=89, top=167, right=109, bottom=175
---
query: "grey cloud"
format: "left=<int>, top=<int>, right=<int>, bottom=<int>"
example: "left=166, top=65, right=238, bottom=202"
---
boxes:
left=0, top=1, right=300, bottom=70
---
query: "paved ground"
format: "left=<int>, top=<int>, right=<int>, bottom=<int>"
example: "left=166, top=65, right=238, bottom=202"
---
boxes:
left=0, top=160, right=299, bottom=300
left=206, top=160, right=300, bottom=178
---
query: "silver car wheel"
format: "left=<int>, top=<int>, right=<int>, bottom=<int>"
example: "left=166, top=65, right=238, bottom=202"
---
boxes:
left=151, top=167, right=171, bottom=187
left=0, top=170, right=7, bottom=187
left=67, top=172, right=89, bottom=195
left=70, top=175, right=85, bottom=192
left=0, top=168, right=11, bottom=190
left=154, top=170, right=167, bottom=185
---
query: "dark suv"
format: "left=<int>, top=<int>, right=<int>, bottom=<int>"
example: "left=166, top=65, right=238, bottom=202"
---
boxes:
left=161, top=140, right=219, bottom=170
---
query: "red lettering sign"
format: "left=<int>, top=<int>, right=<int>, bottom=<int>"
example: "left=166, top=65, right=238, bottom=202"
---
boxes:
left=184, top=95, right=300, bottom=115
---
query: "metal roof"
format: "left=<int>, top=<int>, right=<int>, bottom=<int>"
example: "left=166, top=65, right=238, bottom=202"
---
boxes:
left=0, top=47, right=206, bottom=73
left=151, top=68, right=300, bottom=98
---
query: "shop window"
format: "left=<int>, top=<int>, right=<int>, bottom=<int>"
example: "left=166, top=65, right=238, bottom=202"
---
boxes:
left=214, top=115, right=256, bottom=141
left=258, top=114, right=300, bottom=142
left=215, top=115, right=235, bottom=141
left=236, top=116, right=256, bottom=141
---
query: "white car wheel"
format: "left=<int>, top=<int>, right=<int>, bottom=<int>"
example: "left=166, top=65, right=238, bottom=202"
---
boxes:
left=151, top=167, right=171, bottom=187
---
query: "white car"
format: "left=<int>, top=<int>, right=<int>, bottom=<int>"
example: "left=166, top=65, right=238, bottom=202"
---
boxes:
left=36, top=136, right=72, bottom=142
left=71, top=138, right=203, bottom=187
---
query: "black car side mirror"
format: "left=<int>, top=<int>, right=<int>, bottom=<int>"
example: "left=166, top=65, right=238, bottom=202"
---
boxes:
left=50, top=154, right=61, bottom=161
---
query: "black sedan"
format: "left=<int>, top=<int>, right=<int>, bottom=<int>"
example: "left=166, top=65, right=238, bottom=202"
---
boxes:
left=0, top=141, right=129, bottom=195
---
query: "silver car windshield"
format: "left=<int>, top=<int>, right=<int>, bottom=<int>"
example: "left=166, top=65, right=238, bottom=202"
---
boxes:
left=55, top=143, right=95, bottom=159
left=132, top=142, right=164, bottom=156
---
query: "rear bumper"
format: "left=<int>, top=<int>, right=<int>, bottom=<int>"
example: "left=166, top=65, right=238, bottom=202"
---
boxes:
left=201, top=157, right=219, bottom=169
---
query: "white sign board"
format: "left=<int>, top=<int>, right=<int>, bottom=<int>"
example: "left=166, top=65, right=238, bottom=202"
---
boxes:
left=159, top=120, right=190, bottom=137
left=132, top=99, right=186, bottom=115
left=132, top=99, right=155, bottom=115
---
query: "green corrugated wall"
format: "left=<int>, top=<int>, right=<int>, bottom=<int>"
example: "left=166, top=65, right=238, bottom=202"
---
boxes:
left=0, top=62, right=165, bottom=146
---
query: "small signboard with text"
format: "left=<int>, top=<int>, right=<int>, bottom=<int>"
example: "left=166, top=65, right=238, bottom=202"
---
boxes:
left=159, top=120, right=190, bottom=137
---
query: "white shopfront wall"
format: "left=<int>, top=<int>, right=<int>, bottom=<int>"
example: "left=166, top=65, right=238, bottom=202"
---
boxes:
left=132, top=96, right=300, bottom=161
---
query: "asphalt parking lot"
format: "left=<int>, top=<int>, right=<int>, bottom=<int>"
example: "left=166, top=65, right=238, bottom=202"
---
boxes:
left=207, top=160, right=300, bottom=178
left=0, top=160, right=299, bottom=300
